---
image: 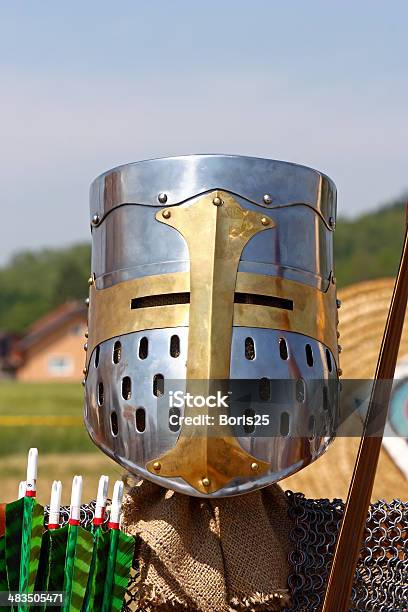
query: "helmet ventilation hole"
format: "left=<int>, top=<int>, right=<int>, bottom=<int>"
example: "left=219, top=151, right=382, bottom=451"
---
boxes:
left=169, top=407, right=181, bottom=432
left=243, top=408, right=256, bottom=434
left=139, top=337, right=148, bottom=360
left=113, top=341, right=122, bottom=364
left=296, top=378, right=306, bottom=403
left=326, top=349, right=333, bottom=372
left=122, top=376, right=132, bottom=400
left=305, top=344, right=314, bottom=367
left=245, top=337, right=255, bottom=360
left=153, top=374, right=164, bottom=397
left=94, top=345, right=100, bottom=368
left=259, top=377, right=271, bottom=401
left=110, top=411, right=119, bottom=436
left=170, top=335, right=180, bottom=358
left=323, top=386, right=329, bottom=411
left=97, top=382, right=104, bottom=406
left=135, top=407, right=146, bottom=433
left=308, top=414, right=316, bottom=438
left=280, top=412, right=290, bottom=436
left=279, top=338, right=288, bottom=360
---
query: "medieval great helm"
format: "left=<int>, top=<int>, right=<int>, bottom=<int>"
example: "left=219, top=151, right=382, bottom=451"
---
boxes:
left=84, top=155, right=340, bottom=497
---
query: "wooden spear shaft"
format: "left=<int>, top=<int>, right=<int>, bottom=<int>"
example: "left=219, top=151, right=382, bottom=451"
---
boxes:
left=322, top=207, right=408, bottom=612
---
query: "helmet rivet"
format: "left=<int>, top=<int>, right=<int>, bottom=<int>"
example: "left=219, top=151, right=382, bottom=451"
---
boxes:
left=263, top=194, right=272, bottom=205
left=83, top=342, right=88, bottom=351
left=91, top=214, right=100, bottom=226
left=201, top=477, right=210, bottom=487
left=251, top=462, right=259, bottom=472
left=85, top=331, right=89, bottom=338
left=329, top=216, right=336, bottom=230
left=212, top=197, right=223, bottom=207
left=162, top=209, right=171, bottom=219
left=88, top=276, right=94, bottom=286
left=85, top=297, right=90, bottom=306
left=83, top=367, right=87, bottom=375
left=158, top=193, right=168, bottom=204
left=336, top=299, right=342, bottom=309
left=338, top=368, right=343, bottom=377
left=261, top=217, right=270, bottom=226
left=82, top=379, right=86, bottom=387
left=153, top=461, right=161, bottom=471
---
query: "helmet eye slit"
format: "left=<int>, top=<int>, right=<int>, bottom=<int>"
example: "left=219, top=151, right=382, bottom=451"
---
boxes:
left=234, top=293, right=293, bottom=310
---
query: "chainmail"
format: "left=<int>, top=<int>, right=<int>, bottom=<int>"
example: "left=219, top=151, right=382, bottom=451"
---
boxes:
left=285, top=491, right=408, bottom=612
left=44, top=495, right=408, bottom=611
left=44, top=499, right=109, bottom=530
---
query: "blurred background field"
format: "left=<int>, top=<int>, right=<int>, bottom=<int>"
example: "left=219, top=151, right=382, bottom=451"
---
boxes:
left=0, top=382, right=122, bottom=504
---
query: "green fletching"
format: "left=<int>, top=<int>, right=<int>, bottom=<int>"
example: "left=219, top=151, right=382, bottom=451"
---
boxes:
left=5, top=497, right=25, bottom=592
left=18, top=496, right=34, bottom=601
left=0, top=536, right=7, bottom=592
left=102, top=530, right=135, bottom=612
left=4, top=498, right=44, bottom=612
left=62, top=525, right=93, bottom=612
left=82, top=527, right=109, bottom=612
left=101, top=528, right=119, bottom=612
left=27, top=500, right=43, bottom=593
left=0, top=534, right=8, bottom=612
left=33, top=530, right=51, bottom=608
left=111, top=531, right=135, bottom=611
left=48, top=526, right=68, bottom=594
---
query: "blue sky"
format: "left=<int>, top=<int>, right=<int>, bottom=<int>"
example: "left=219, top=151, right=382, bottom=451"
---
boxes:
left=0, top=1, right=407, bottom=263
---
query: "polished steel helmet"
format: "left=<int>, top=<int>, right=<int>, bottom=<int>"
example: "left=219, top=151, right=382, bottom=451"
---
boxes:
left=84, top=155, right=340, bottom=497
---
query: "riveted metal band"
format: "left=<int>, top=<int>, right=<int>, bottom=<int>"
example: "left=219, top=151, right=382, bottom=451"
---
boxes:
left=90, top=154, right=337, bottom=227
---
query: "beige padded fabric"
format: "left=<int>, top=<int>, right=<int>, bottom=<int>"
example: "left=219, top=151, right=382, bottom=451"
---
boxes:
left=122, top=480, right=293, bottom=612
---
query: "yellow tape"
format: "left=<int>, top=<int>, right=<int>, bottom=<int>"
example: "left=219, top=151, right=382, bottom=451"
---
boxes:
left=0, top=415, right=83, bottom=426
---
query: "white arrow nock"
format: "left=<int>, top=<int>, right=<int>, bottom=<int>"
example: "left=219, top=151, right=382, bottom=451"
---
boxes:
left=25, top=448, right=38, bottom=497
